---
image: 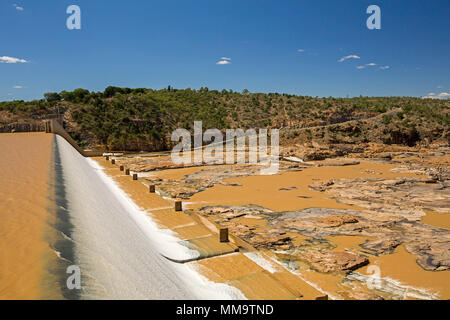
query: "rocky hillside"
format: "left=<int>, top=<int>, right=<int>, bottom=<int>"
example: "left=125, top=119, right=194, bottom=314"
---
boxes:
left=1, top=87, right=448, bottom=151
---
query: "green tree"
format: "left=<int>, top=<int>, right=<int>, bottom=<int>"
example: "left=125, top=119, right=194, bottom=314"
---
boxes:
left=44, top=92, right=61, bottom=102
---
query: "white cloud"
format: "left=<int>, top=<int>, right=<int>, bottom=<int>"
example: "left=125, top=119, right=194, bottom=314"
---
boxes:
left=216, top=57, right=231, bottom=65
left=13, top=85, right=23, bottom=89
left=357, top=64, right=390, bottom=70
left=338, top=55, right=360, bottom=62
left=0, top=56, right=28, bottom=63
left=297, top=49, right=305, bottom=53
left=422, top=92, right=450, bottom=99
left=13, top=4, right=24, bottom=11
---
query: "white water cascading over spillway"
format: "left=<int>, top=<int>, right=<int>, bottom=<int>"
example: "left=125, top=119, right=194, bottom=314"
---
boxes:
left=54, top=135, right=244, bottom=300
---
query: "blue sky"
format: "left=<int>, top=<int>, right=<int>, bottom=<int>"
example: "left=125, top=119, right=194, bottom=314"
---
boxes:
left=1, top=0, right=449, bottom=101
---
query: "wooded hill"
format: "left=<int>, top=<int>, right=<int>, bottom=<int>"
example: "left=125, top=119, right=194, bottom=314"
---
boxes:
left=1, top=86, right=448, bottom=151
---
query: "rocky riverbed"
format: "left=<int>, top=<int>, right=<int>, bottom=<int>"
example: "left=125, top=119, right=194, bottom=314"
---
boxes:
left=111, top=143, right=450, bottom=299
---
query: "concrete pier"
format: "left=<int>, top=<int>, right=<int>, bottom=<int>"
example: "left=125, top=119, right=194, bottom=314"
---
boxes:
left=120, top=165, right=124, bottom=171
left=133, top=174, right=138, bottom=181
left=149, top=185, right=156, bottom=193
left=175, top=201, right=182, bottom=212
left=125, top=169, right=130, bottom=175
left=219, top=228, right=229, bottom=243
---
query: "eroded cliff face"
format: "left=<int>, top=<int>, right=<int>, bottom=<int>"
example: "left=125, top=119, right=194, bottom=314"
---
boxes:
left=110, top=143, right=449, bottom=299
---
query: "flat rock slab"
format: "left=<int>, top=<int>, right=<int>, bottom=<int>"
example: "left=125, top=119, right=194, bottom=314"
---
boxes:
left=316, top=160, right=360, bottom=167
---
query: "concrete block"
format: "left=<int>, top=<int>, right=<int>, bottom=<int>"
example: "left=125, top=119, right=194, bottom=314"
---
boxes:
left=105, top=156, right=110, bottom=161
left=120, top=165, right=124, bottom=171
left=175, top=201, right=182, bottom=211
left=111, top=159, right=115, bottom=165
left=133, top=173, right=138, bottom=180
left=125, top=169, right=130, bottom=175
left=149, top=185, right=156, bottom=193
left=219, top=228, right=229, bottom=243
left=315, top=295, right=328, bottom=300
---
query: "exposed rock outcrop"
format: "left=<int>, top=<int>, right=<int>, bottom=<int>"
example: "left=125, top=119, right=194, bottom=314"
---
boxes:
left=198, top=205, right=450, bottom=272
left=300, top=250, right=369, bottom=273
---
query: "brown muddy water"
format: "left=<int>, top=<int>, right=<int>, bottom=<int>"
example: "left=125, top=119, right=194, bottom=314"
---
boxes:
left=422, top=210, right=450, bottom=230
left=0, top=134, right=205, bottom=300
left=3, top=134, right=447, bottom=300
left=187, top=161, right=421, bottom=211
left=361, top=245, right=450, bottom=299
left=0, top=133, right=71, bottom=299
left=150, top=159, right=450, bottom=299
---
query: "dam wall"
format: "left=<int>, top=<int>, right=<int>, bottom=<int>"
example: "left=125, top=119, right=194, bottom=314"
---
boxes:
left=45, top=119, right=103, bottom=157
left=0, top=122, right=45, bottom=133
left=54, top=135, right=241, bottom=299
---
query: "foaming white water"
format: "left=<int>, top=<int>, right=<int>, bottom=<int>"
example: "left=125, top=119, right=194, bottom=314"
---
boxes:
left=244, top=252, right=278, bottom=274
left=347, top=272, right=439, bottom=300
left=56, top=136, right=243, bottom=300
left=87, top=158, right=199, bottom=262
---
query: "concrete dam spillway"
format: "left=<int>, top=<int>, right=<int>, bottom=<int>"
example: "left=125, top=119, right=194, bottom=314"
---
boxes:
left=0, top=133, right=242, bottom=299
left=55, top=135, right=192, bottom=299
